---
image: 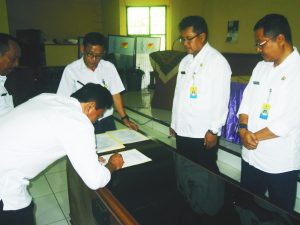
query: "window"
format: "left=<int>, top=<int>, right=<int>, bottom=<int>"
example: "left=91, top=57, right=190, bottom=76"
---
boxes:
left=127, top=6, right=166, bottom=50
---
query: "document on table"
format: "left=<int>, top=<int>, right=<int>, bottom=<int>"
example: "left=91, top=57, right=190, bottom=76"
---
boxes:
left=107, top=128, right=149, bottom=144
left=95, top=133, right=125, bottom=153
left=101, top=149, right=152, bottom=168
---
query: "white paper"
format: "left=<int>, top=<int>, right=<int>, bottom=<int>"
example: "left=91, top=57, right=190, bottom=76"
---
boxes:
left=101, top=149, right=152, bottom=168
left=95, top=133, right=125, bottom=153
left=107, top=129, right=149, bottom=144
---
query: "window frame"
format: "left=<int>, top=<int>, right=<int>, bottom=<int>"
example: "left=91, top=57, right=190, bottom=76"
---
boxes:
left=126, top=5, right=166, bottom=50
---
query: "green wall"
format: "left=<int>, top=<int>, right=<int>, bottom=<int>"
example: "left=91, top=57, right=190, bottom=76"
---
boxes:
left=102, top=0, right=120, bottom=36
left=6, top=0, right=105, bottom=66
left=202, top=0, right=300, bottom=53
left=0, top=0, right=9, bottom=33
left=5, top=0, right=300, bottom=65
left=6, top=0, right=104, bottom=40
left=112, top=0, right=300, bottom=53
left=45, top=45, right=78, bottom=66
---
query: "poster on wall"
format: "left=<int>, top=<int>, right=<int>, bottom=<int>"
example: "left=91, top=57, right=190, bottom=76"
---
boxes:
left=225, top=20, right=239, bottom=43
left=108, top=35, right=135, bottom=70
left=136, top=37, right=161, bottom=54
left=108, top=35, right=135, bottom=55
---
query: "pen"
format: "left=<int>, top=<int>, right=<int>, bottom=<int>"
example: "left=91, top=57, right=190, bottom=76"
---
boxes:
left=77, top=80, right=85, bottom=86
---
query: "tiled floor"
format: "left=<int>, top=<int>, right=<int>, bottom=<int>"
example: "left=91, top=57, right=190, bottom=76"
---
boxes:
left=29, top=157, right=70, bottom=225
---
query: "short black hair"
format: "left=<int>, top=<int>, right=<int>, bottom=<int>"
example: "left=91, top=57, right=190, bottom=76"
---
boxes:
left=71, top=83, right=113, bottom=109
left=254, top=14, right=292, bottom=43
left=0, top=33, right=19, bottom=55
left=179, top=16, right=208, bottom=40
left=83, top=32, right=106, bottom=48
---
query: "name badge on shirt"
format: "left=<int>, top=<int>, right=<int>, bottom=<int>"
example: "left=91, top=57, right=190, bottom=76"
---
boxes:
left=189, top=85, right=198, bottom=99
left=259, top=103, right=271, bottom=120
left=102, top=79, right=109, bottom=89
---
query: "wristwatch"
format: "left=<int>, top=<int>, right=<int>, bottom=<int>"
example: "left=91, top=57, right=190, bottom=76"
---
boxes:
left=238, top=123, right=248, bottom=131
left=208, top=129, right=218, bottom=135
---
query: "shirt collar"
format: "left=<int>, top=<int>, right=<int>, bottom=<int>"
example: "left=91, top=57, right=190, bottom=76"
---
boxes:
left=79, top=57, right=102, bottom=72
left=79, top=57, right=87, bottom=71
left=189, top=42, right=210, bottom=62
left=70, top=97, right=82, bottom=109
left=0, top=75, right=7, bottom=84
left=273, top=47, right=299, bottom=69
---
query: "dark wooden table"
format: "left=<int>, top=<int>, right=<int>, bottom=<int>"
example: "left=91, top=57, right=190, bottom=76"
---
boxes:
left=67, top=138, right=300, bottom=225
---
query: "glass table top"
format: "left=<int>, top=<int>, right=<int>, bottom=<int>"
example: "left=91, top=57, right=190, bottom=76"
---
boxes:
left=98, top=139, right=300, bottom=225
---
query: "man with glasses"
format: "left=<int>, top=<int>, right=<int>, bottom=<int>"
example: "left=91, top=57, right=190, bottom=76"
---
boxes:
left=170, top=16, right=231, bottom=173
left=57, top=32, right=138, bottom=133
left=238, top=14, right=300, bottom=212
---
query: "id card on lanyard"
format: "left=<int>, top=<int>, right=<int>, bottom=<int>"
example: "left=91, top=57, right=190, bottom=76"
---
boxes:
left=189, top=72, right=198, bottom=99
left=259, top=88, right=272, bottom=120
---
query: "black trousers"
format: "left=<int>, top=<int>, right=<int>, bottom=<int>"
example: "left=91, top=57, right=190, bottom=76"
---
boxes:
left=93, top=115, right=116, bottom=134
left=0, top=201, right=35, bottom=225
left=175, top=135, right=220, bottom=174
left=241, top=159, right=299, bottom=213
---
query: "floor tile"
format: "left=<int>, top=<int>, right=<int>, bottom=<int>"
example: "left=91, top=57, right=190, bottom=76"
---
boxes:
left=34, top=194, right=65, bottom=225
left=29, top=175, right=52, bottom=198
left=217, top=161, right=241, bottom=182
left=55, top=190, right=70, bottom=219
left=46, top=171, right=68, bottom=193
left=295, top=198, right=300, bottom=213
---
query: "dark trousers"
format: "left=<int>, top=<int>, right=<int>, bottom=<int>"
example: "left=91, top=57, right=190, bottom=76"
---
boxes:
left=0, top=201, right=35, bottom=225
left=241, top=159, right=299, bottom=212
left=175, top=135, right=220, bottom=174
left=93, top=115, right=116, bottom=134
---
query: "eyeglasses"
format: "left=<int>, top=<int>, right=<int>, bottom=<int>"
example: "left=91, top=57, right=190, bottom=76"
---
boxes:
left=254, top=39, right=270, bottom=49
left=85, top=51, right=105, bottom=60
left=179, top=33, right=201, bottom=43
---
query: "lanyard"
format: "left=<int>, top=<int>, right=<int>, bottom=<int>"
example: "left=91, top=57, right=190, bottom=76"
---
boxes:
left=192, top=72, right=196, bottom=85
left=266, top=88, right=272, bottom=103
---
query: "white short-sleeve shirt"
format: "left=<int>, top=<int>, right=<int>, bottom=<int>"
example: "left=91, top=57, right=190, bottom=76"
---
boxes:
left=0, top=76, right=13, bottom=116
left=0, top=93, right=111, bottom=210
left=238, top=48, right=300, bottom=173
left=57, top=58, right=125, bottom=120
left=171, top=43, right=232, bottom=138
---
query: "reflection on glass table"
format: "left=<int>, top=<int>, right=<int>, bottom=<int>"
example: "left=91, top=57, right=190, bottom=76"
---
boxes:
left=99, top=140, right=300, bottom=225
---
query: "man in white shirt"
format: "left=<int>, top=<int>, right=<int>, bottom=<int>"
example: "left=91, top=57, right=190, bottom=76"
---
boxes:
left=0, top=33, right=21, bottom=116
left=57, top=32, right=138, bottom=134
left=238, top=14, right=300, bottom=212
left=170, top=16, right=231, bottom=173
left=0, top=83, right=124, bottom=225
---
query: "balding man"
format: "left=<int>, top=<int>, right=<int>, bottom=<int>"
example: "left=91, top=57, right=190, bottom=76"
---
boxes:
left=0, top=33, right=21, bottom=116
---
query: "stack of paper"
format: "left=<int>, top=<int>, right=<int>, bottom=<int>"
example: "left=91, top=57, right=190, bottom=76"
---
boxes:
left=95, top=129, right=149, bottom=153
left=107, top=129, right=149, bottom=144
left=95, top=133, right=125, bottom=153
